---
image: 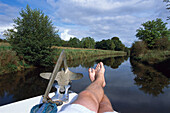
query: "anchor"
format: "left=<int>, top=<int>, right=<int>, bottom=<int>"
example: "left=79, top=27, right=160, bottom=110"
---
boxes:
left=40, top=50, right=83, bottom=105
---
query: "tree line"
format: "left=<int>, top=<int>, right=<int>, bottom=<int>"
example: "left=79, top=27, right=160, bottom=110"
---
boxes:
left=131, top=18, right=170, bottom=59
left=54, top=36, right=128, bottom=52
left=0, top=39, right=8, bottom=43
left=2, top=5, right=129, bottom=67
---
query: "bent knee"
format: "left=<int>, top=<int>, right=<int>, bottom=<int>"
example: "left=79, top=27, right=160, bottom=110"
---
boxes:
left=74, top=90, right=99, bottom=112
left=79, top=90, right=99, bottom=105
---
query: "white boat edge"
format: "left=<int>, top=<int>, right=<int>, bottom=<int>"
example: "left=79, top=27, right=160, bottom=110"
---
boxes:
left=0, top=92, right=78, bottom=113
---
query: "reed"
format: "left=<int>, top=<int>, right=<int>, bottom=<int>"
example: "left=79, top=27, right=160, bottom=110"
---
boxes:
left=0, top=42, right=12, bottom=51
left=0, top=50, right=29, bottom=75
left=53, top=47, right=127, bottom=61
left=138, top=50, right=170, bottom=65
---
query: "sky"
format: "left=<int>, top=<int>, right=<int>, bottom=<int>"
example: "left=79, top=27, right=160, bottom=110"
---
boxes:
left=0, top=0, right=169, bottom=47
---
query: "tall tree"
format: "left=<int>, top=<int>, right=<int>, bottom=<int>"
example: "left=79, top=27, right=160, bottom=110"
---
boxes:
left=4, top=5, right=59, bottom=66
left=136, top=18, right=169, bottom=49
left=68, top=37, right=80, bottom=48
left=163, top=0, right=170, bottom=20
left=95, top=39, right=115, bottom=50
left=81, top=37, right=95, bottom=49
left=111, top=37, right=125, bottom=51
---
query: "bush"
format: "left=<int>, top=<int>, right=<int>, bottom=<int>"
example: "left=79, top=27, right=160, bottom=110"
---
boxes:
left=140, top=50, right=170, bottom=64
left=4, top=5, right=59, bottom=67
left=136, top=18, right=169, bottom=49
left=130, top=41, right=148, bottom=58
left=0, top=50, right=19, bottom=74
left=154, top=37, right=170, bottom=50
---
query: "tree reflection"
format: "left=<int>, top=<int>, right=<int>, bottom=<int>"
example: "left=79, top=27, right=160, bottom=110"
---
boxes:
left=67, top=55, right=127, bottom=69
left=130, top=59, right=170, bottom=96
left=0, top=55, right=127, bottom=106
left=96, top=56, right=128, bottom=69
left=0, top=68, right=50, bottom=106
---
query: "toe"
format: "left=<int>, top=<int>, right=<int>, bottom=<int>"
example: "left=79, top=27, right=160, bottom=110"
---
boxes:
left=100, top=62, right=103, bottom=68
left=88, top=68, right=91, bottom=73
left=92, top=68, right=94, bottom=73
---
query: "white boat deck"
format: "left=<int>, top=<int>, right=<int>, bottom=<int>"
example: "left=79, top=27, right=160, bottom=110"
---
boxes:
left=0, top=92, right=78, bottom=113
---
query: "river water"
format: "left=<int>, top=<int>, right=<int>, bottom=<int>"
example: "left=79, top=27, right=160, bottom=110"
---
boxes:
left=0, top=56, right=169, bottom=113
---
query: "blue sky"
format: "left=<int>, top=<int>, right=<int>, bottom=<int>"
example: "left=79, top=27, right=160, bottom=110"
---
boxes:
left=0, top=0, right=169, bottom=47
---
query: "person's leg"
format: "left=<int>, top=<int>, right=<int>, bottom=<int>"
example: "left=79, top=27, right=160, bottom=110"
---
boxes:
left=88, top=64, right=114, bottom=113
left=98, top=95, right=114, bottom=113
left=72, top=62, right=105, bottom=113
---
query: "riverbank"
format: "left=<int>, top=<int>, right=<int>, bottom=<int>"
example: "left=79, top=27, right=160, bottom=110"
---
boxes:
left=53, top=46, right=127, bottom=61
left=133, top=50, right=170, bottom=65
left=0, top=45, right=127, bottom=75
left=0, top=50, right=32, bottom=75
left=130, top=50, right=170, bottom=77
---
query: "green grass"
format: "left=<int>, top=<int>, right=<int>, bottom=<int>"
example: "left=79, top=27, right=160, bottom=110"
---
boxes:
left=0, top=50, right=30, bottom=75
left=0, top=44, right=127, bottom=74
left=0, top=42, right=12, bottom=51
left=138, top=50, right=170, bottom=65
left=0, top=46, right=12, bottom=50
left=53, top=47, right=127, bottom=61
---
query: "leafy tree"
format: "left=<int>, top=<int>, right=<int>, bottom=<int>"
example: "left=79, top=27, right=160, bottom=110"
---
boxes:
left=130, top=41, right=148, bottom=57
left=163, top=0, right=170, bottom=20
left=154, top=37, right=170, bottom=50
left=110, top=40, right=116, bottom=50
left=111, top=37, right=125, bottom=51
left=124, top=47, right=130, bottom=56
left=68, top=37, right=80, bottom=48
left=81, top=37, right=95, bottom=49
left=0, top=38, right=3, bottom=42
left=95, top=39, right=115, bottom=50
left=60, top=40, right=69, bottom=47
left=4, top=5, right=59, bottom=67
left=136, top=18, right=169, bottom=49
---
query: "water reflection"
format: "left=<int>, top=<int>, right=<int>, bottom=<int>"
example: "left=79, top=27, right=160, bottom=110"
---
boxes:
left=67, top=55, right=129, bottom=69
left=0, top=55, right=170, bottom=113
left=96, top=56, right=128, bottom=69
left=0, top=55, right=126, bottom=106
left=0, top=68, right=52, bottom=106
left=130, top=59, right=170, bottom=96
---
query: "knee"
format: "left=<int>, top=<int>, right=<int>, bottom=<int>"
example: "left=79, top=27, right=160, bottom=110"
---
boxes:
left=79, top=90, right=99, bottom=104
left=99, top=102, right=113, bottom=112
left=79, top=90, right=95, bottom=100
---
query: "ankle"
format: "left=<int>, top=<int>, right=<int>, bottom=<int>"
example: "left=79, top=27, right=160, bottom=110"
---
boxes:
left=95, top=79, right=104, bottom=87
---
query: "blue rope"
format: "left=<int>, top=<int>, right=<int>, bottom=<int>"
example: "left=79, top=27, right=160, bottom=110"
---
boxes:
left=30, top=102, right=57, bottom=113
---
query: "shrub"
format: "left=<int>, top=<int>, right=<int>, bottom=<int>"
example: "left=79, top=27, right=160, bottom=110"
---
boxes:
left=154, top=37, right=170, bottom=50
left=130, top=41, right=148, bottom=58
left=4, top=5, right=59, bottom=67
left=0, top=50, right=19, bottom=74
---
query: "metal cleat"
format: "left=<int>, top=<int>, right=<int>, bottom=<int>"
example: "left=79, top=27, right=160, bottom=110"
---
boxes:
left=40, top=50, right=83, bottom=103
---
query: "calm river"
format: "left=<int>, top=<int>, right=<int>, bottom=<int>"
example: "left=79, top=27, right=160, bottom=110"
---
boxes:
left=0, top=56, right=169, bottom=113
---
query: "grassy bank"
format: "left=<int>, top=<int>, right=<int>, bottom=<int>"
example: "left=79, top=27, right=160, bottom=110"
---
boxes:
left=53, top=46, right=127, bottom=61
left=0, top=43, right=127, bottom=75
left=132, top=50, right=170, bottom=65
left=0, top=42, right=12, bottom=50
left=0, top=50, right=31, bottom=75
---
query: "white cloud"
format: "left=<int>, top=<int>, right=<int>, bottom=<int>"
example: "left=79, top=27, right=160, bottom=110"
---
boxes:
left=0, top=2, right=19, bottom=38
left=46, top=0, right=169, bottom=47
left=70, top=0, right=122, bottom=11
left=60, top=29, right=75, bottom=41
left=0, top=0, right=169, bottom=47
left=46, top=0, right=59, bottom=8
left=0, top=23, right=14, bottom=39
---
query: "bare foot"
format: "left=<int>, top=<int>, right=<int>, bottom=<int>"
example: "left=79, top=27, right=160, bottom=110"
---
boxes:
left=88, top=62, right=106, bottom=87
left=88, top=68, right=95, bottom=82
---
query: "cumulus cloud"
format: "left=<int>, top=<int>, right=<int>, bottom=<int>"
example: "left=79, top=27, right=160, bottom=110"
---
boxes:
left=60, top=29, right=75, bottom=41
left=0, top=0, right=169, bottom=47
left=46, top=0, right=169, bottom=47
left=0, top=23, right=14, bottom=39
left=0, top=2, right=19, bottom=38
